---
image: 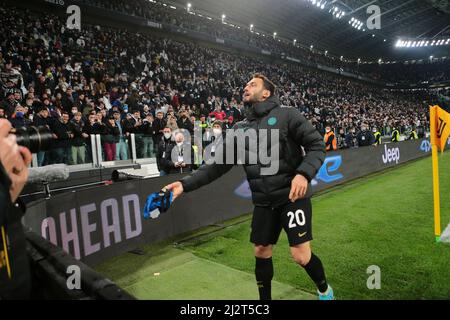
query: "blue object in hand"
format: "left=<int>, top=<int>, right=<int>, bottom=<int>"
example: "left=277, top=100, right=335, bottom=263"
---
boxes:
left=143, top=189, right=173, bottom=219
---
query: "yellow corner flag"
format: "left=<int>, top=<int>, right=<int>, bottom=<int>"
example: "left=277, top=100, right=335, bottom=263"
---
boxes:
left=429, top=105, right=450, bottom=242
left=430, top=105, right=450, bottom=152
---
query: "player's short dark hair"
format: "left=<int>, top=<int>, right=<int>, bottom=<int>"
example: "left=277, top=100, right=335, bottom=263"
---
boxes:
left=252, top=73, right=277, bottom=97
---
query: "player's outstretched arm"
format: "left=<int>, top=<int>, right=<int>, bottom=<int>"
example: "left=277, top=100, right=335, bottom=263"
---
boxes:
left=163, top=162, right=234, bottom=201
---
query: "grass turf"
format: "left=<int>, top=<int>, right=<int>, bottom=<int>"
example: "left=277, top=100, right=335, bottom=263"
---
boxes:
left=96, top=152, right=450, bottom=300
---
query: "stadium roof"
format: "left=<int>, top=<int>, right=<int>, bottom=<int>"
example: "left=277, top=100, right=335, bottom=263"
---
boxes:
left=170, top=0, right=450, bottom=61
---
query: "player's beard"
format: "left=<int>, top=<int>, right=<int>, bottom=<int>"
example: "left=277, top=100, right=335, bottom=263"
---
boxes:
left=244, top=90, right=264, bottom=105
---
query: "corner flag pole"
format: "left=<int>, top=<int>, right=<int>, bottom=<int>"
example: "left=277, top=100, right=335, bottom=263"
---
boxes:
left=430, top=106, right=441, bottom=243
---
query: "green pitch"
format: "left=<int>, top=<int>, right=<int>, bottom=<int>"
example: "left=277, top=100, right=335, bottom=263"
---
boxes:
left=96, top=151, right=450, bottom=299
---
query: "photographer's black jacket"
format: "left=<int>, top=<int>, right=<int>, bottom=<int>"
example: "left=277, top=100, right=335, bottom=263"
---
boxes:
left=179, top=96, right=325, bottom=207
left=0, top=164, right=31, bottom=299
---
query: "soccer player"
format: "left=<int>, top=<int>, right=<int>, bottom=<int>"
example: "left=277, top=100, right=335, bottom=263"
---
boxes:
left=163, top=74, right=334, bottom=300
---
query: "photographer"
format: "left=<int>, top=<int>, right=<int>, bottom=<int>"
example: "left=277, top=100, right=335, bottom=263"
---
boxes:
left=0, top=119, right=32, bottom=299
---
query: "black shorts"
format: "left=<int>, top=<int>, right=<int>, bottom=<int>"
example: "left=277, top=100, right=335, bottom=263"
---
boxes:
left=250, top=198, right=313, bottom=246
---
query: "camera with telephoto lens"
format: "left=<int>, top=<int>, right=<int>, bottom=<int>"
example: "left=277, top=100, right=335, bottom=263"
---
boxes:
left=13, top=126, right=54, bottom=153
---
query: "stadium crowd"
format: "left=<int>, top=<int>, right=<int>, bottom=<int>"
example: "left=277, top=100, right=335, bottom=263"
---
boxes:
left=0, top=1, right=436, bottom=171
left=74, top=0, right=450, bottom=83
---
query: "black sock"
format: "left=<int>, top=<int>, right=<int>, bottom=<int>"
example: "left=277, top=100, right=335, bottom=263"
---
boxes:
left=302, top=253, right=328, bottom=293
left=255, top=257, right=273, bottom=300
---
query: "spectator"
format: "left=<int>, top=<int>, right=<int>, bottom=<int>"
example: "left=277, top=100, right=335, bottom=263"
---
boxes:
left=336, top=128, right=347, bottom=149
left=162, top=130, right=195, bottom=174
left=9, top=105, right=31, bottom=129
left=103, top=115, right=120, bottom=161
left=157, top=126, right=175, bottom=176
left=48, top=113, right=73, bottom=164
left=113, top=110, right=128, bottom=160
left=373, top=127, right=382, bottom=146
left=68, top=112, right=86, bottom=164
left=345, top=128, right=358, bottom=148
left=324, top=125, right=337, bottom=152
left=391, top=127, right=400, bottom=142
left=177, top=110, right=194, bottom=134
left=141, top=113, right=155, bottom=158
left=356, top=123, right=375, bottom=147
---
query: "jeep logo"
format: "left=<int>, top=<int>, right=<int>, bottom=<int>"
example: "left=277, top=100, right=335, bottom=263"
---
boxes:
left=311, top=155, right=344, bottom=186
left=382, top=145, right=400, bottom=164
